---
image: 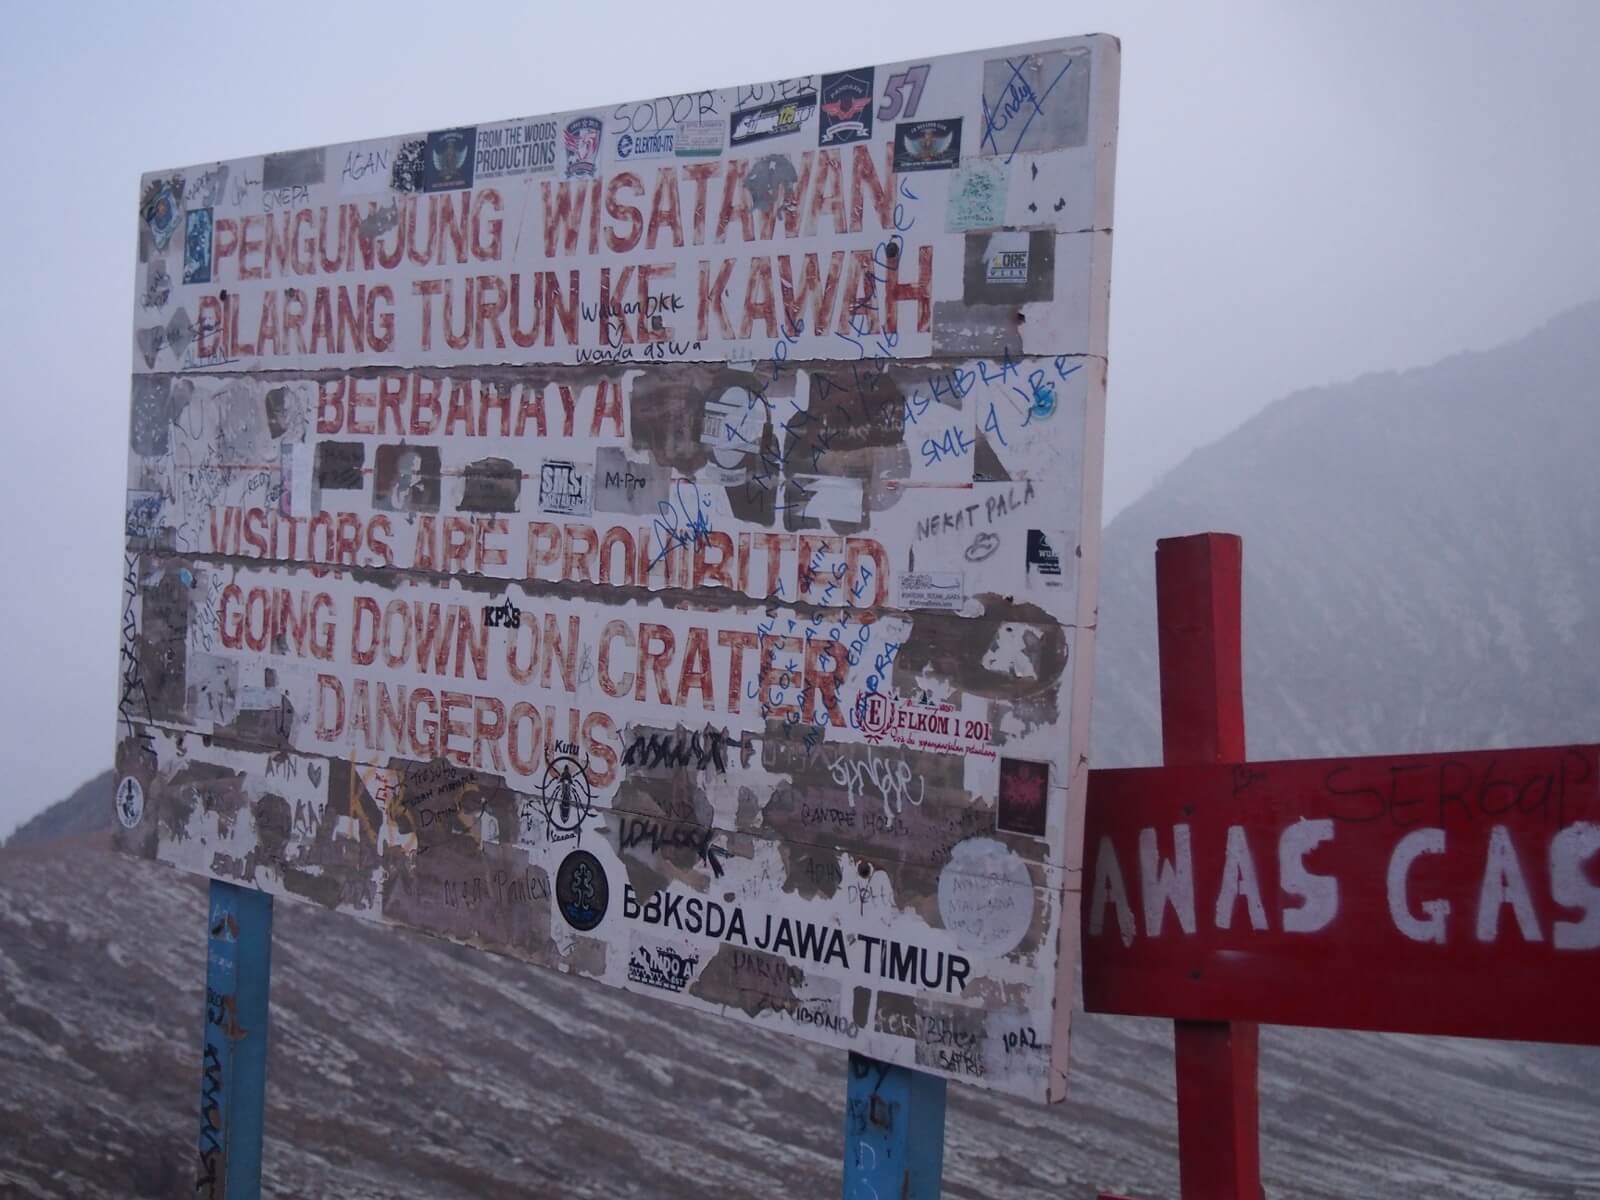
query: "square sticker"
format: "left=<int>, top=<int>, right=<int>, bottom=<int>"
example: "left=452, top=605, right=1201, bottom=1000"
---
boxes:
left=998, top=757, right=1049, bottom=836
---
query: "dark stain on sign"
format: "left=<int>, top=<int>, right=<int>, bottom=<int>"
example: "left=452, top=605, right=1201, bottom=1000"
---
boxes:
left=459, top=457, right=523, bottom=513
left=315, top=442, right=366, bottom=490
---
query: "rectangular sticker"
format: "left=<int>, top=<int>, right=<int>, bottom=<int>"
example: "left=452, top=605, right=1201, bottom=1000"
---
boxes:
left=627, top=934, right=703, bottom=995
left=788, top=475, right=865, bottom=525
left=898, top=571, right=965, bottom=611
left=475, top=118, right=559, bottom=179
left=423, top=127, right=476, bottom=192
left=563, top=116, right=605, bottom=178
left=856, top=692, right=996, bottom=760
left=284, top=442, right=313, bottom=519
left=614, top=129, right=677, bottom=162
left=539, top=459, right=594, bottom=517
left=125, top=490, right=162, bottom=540
left=730, top=92, right=818, bottom=145
left=182, top=210, right=212, bottom=285
left=675, top=117, right=724, bottom=157
left=1025, top=529, right=1065, bottom=588
left=981, top=49, right=1091, bottom=155
left=946, top=160, right=1009, bottom=231
left=997, top=757, right=1049, bottom=836
left=895, top=118, right=962, bottom=171
left=594, top=448, right=670, bottom=514
left=984, top=231, right=1031, bottom=285
left=819, top=69, right=875, bottom=146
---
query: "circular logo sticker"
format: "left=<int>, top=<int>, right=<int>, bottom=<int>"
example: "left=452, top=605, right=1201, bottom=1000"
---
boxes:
left=936, top=836, right=1035, bottom=957
left=1030, top=380, right=1057, bottom=420
left=555, top=849, right=609, bottom=932
left=539, top=753, right=594, bottom=843
left=115, top=776, right=145, bottom=829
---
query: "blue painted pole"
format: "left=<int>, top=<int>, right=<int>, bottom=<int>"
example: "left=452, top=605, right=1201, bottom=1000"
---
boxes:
left=197, top=880, right=274, bottom=1200
left=842, top=1053, right=948, bottom=1199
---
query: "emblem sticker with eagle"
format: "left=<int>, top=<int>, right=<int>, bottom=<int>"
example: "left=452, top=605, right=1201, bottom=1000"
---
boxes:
left=423, top=127, right=477, bottom=192
left=819, top=69, right=875, bottom=145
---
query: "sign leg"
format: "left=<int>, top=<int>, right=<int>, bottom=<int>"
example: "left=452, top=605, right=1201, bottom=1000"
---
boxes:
left=1155, top=533, right=1262, bottom=1199
left=1175, top=1019, right=1260, bottom=1199
left=197, top=880, right=274, bottom=1200
left=842, top=1053, right=947, bottom=1199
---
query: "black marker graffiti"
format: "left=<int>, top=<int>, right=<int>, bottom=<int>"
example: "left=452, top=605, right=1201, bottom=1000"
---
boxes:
left=118, top=552, right=158, bottom=769
left=482, top=599, right=522, bottom=628
left=1003, top=1026, right=1042, bottom=1054
left=617, top=815, right=729, bottom=878
left=621, top=728, right=732, bottom=773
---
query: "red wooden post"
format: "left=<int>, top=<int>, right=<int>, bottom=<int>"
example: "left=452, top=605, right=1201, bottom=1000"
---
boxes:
left=1155, top=533, right=1261, bottom=1200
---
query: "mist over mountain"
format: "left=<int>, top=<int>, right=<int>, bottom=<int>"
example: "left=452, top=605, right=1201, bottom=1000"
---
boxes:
left=3, top=303, right=1598, bottom=1198
left=1092, top=298, right=1600, bottom=768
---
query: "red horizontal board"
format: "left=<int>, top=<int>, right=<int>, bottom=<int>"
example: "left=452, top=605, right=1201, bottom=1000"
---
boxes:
left=1081, top=744, right=1600, bottom=1044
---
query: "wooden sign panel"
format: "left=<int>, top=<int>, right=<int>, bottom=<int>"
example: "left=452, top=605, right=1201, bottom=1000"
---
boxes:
left=1082, top=745, right=1600, bottom=1044
left=115, top=36, right=1121, bottom=1100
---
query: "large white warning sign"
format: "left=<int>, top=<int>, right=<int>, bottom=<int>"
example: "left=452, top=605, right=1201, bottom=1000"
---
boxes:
left=117, top=35, right=1119, bottom=1101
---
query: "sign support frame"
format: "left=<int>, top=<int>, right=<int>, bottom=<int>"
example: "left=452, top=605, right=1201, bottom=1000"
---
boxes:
left=198, top=879, right=274, bottom=1200
left=1153, top=533, right=1262, bottom=1200
left=842, top=1052, right=948, bottom=1199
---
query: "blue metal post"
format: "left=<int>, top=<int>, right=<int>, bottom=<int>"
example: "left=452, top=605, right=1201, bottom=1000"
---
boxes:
left=197, top=880, right=274, bottom=1200
left=843, top=1053, right=948, bottom=1199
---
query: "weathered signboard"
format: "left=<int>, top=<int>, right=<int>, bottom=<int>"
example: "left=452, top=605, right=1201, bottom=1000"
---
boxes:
left=1083, top=745, right=1600, bottom=1044
left=116, top=35, right=1120, bottom=1101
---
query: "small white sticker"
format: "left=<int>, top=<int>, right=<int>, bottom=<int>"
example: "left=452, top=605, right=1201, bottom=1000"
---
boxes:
left=286, top=442, right=313, bottom=519
left=899, top=570, right=964, bottom=611
left=984, top=231, right=1030, bottom=285
left=792, top=475, right=865, bottom=524
left=115, top=776, right=145, bottom=829
left=675, top=117, right=724, bottom=158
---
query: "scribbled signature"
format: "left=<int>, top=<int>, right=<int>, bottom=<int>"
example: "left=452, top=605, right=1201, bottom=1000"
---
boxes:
left=981, top=57, right=1075, bottom=163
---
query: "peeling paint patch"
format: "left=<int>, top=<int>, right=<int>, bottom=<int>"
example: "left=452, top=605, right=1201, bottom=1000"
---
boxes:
left=130, top=377, right=176, bottom=454
left=262, top=147, right=325, bottom=189
left=745, top=154, right=799, bottom=213
left=315, top=442, right=366, bottom=490
left=690, top=941, right=805, bottom=1015
left=459, top=457, right=522, bottom=512
left=930, top=301, right=1024, bottom=358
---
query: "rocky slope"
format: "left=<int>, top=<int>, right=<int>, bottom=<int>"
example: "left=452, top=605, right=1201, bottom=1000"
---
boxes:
left=4, top=837, right=1597, bottom=1200
left=4, top=302, right=1599, bottom=1198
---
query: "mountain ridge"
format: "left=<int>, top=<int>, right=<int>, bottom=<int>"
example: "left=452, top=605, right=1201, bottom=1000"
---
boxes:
left=1090, top=296, right=1599, bottom=770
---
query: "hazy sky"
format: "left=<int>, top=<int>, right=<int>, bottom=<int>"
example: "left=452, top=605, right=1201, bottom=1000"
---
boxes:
left=0, top=0, right=1595, bottom=837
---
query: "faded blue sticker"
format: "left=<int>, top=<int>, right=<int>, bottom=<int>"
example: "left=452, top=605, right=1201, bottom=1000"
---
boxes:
left=946, top=160, right=1008, bottom=231
left=183, top=209, right=213, bottom=284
